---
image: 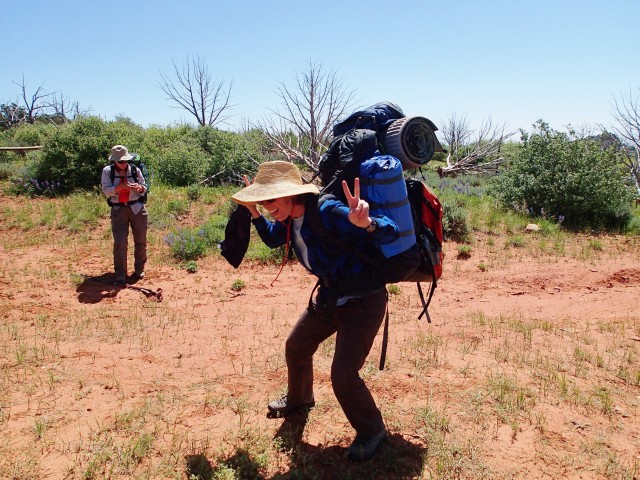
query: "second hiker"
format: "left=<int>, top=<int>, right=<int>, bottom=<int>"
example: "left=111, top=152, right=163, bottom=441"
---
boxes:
left=101, top=145, right=148, bottom=286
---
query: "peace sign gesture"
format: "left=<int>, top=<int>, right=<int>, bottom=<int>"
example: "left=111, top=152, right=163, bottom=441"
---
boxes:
left=342, top=178, right=373, bottom=228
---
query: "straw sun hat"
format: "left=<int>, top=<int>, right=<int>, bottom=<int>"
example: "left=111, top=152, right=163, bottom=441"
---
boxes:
left=231, top=161, right=319, bottom=205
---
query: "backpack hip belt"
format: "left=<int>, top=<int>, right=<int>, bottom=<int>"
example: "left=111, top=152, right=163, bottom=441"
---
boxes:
left=107, top=198, right=145, bottom=207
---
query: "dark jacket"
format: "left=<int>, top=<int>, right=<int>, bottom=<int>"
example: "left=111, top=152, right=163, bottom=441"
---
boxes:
left=251, top=194, right=399, bottom=296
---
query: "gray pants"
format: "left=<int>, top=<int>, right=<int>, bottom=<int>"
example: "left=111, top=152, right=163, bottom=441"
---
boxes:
left=110, top=205, right=148, bottom=280
left=285, top=288, right=387, bottom=438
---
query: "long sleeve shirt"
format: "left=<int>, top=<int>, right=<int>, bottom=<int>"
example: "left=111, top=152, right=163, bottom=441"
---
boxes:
left=101, top=164, right=147, bottom=214
left=252, top=194, right=399, bottom=296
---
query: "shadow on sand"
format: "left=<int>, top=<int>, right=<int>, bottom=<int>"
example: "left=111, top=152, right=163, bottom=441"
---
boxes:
left=75, top=272, right=144, bottom=304
left=184, top=409, right=426, bottom=479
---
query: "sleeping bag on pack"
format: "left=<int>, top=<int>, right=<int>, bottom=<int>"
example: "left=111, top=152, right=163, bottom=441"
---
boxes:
left=359, top=155, right=416, bottom=258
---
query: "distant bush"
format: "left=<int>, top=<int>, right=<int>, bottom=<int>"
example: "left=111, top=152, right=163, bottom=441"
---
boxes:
left=0, top=123, right=57, bottom=163
left=4, top=118, right=273, bottom=195
left=31, top=116, right=144, bottom=193
left=491, top=121, right=634, bottom=231
left=196, top=127, right=262, bottom=184
left=156, top=140, right=208, bottom=186
left=443, top=200, right=470, bottom=242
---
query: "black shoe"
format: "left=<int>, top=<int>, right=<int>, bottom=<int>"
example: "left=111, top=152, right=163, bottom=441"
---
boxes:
left=131, top=271, right=145, bottom=280
left=113, top=278, right=126, bottom=286
left=346, top=428, right=387, bottom=461
left=267, top=395, right=315, bottom=418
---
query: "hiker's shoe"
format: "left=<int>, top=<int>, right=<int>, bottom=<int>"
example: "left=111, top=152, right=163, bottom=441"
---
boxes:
left=132, top=271, right=145, bottom=280
left=267, top=395, right=315, bottom=418
left=113, top=278, right=126, bottom=286
left=346, top=428, right=387, bottom=461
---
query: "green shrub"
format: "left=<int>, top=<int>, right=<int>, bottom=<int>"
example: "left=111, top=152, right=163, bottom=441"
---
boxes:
left=196, top=127, right=258, bottom=184
left=490, top=121, right=634, bottom=231
left=164, top=229, right=210, bottom=261
left=33, top=116, right=145, bottom=194
left=443, top=201, right=470, bottom=242
left=10, top=123, right=57, bottom=147
left=163, top=215, right=226, bottom=261
left=186, top=185, right=202, bottom=201
left=156, top=140, right=208, bottom=187
left=167, top=199, right=190, bottom=216
left=183, top=260, right=198, bottom=273
left=624, top=215, right=640, bottom=235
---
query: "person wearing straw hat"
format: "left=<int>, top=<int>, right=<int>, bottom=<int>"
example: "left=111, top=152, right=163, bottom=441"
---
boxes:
left=232, top=160, right=401, bottom=461
left=101, top=145, right=148, bottom=286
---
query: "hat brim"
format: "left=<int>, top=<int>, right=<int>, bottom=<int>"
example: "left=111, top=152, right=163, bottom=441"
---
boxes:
left=109, top=153, right=134, bottom=162
left=231, top=182, right=319, bottom=205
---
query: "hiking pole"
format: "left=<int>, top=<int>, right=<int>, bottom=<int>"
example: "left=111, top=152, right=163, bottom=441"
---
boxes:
left=125, top=285, right=163, bottom=302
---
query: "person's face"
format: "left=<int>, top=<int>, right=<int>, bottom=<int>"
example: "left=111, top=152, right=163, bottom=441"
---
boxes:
left=115, top=159, right=129, bottom=170
left=258, top=196, right=294, bottom=222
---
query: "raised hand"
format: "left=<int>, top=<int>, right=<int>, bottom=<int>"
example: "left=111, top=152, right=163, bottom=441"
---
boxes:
left=342, top=178, right=372, bottom=228
left=241, top=175, right=261, bottom=218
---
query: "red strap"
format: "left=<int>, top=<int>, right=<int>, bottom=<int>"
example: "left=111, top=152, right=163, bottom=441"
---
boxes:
left=270, top=216, right=292, bottom=287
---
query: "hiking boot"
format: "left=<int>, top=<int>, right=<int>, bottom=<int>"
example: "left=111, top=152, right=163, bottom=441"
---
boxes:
left=267, top=395, right=315, bottom=418
left=113, top=278, right=126, bottom=286
left=346, top=428, right=387, bottom=461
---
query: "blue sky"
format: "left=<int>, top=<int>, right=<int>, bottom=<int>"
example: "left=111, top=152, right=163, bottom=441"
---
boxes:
left=2, top=0, right=639, bottom=136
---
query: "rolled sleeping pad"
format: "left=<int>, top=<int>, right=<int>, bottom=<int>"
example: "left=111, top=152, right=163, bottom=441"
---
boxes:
left=383, top=116, right=444, bottom=170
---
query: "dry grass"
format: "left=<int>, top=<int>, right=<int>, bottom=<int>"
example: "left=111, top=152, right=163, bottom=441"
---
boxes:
left=1, top=189, right=639, bottom=479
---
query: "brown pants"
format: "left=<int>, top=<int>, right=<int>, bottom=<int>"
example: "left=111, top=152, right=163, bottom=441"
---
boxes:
left=285, top=288, right=387, bottom=438
left=110, top=205, right=148, bottom=280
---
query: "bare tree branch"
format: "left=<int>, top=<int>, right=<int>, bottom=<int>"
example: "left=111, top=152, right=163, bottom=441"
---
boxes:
left=158, top=54, right=234, bottom=127
left=13, top=76, right=52, bottom=124
left=438, top=115, right=514, bottom=177
left=255, top=60, right=356, bottom=171
left=45, top=92, right=92, bottom=124
left=610, top=88, right=640, bottom=195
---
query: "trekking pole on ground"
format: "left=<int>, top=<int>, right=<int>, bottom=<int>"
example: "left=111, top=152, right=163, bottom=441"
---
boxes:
left=125, top=285, right=163, bottom=302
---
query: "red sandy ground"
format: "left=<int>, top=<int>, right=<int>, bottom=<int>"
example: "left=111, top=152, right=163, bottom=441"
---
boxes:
left=1, top=212, right=639, bottom=479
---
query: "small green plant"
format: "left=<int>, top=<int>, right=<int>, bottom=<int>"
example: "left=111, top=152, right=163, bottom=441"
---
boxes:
left=589, top=238, right=604, bottom=251
left=167, top=198, right=190, bottom=216
left=505, top=235, right=526, bottom=248
left=457, top=244, right=472, bottom=259
left=164, top=229, right=210, bottom=261
left=184, top=260, right=198, bottom=273
left=478, top=261, right=488, bottom=272
left=388, top=284, right=401, bottom=295
left=231, top=279, right=246, bottom=292
left=443, top=201, right=470, bottom=242
left=164, top=217, right=223, bottom=261
left=186, top=184, right=203, bottom=201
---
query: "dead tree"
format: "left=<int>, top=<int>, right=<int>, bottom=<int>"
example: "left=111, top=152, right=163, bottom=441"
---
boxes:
left=14, top=76, right=52, bottom=124
left=0, top=103, right=27, bottom=130
left=438, top=115, right=514, bottom=177
left=610, top=88, right=640, bottom=196
left=159, top=55, right=234, bottom=127
left=46, top=92, right=91, bottom=123
left=257, top=60, right=355, bottom=172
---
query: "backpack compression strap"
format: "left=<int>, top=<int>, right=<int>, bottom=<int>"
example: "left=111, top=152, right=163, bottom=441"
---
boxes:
left=378, top=289, right=390, bottom=370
